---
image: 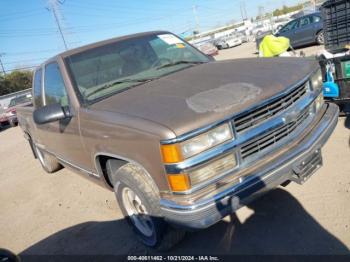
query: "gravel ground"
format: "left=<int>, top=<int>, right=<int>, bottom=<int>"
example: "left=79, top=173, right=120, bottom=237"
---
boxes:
left=0, top=42, right=349, bottom=256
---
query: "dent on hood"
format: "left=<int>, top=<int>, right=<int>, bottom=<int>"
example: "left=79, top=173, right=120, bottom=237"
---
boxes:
left=186, top=82, right=262, bottom=113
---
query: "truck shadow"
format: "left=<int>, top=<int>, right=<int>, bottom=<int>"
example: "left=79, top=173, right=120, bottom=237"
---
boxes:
left=19, top=188, right=349, bottom=257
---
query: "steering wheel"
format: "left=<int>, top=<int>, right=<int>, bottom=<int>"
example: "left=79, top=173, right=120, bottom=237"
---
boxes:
left=151, top=58, right=172, bottom=68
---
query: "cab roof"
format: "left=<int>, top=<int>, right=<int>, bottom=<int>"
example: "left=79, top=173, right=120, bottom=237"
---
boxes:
left=37, top=30, right=171, bottom=69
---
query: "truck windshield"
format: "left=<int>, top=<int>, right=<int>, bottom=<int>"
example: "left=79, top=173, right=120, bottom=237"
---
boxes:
left=65, top=33, right=210, bottom=104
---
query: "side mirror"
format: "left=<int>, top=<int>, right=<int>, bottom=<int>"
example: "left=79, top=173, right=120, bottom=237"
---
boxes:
left=33, top=103, right=70, bottom=125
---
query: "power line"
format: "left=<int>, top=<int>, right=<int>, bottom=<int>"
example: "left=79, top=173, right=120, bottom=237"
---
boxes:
left=0, top=10, right=48, bottom=22
left=4, top=48, right=63, bottom=56
left=2, top=57, right=50, bottom=65
left=4, top=65, right=38, bottom=73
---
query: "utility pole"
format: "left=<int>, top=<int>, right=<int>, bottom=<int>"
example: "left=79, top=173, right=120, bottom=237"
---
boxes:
left=0, top=53, right=6, bottom=76
left=47, top=0, right=68, bottom=50
left=240, top=1, right=248, bottom=20
left=243, top=1, right=248, bottom=20
left=192, top=5, right=200, bottom=34
left=240, top=2, right=244, bottom=21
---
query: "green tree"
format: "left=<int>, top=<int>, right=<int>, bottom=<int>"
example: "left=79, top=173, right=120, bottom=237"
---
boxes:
left=0, top=70, right=32, bottom=96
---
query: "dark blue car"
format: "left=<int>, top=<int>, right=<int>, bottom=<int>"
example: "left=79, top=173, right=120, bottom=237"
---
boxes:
left=275, top=12, right=324, bottom=48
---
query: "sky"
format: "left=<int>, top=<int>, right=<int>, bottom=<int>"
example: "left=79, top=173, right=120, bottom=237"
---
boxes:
left=0, top=0, right=301, bottom=72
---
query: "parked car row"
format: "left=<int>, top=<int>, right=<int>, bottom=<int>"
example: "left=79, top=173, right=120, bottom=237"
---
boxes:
left=191, top=31, right=249, bottom=55
left=256, top=12, right=324, bottom=50
left=214, top=33, right=243, bottom=49
left=0, top=94, right=32, bottom=129
left=194, top=42, right=219, bottom=56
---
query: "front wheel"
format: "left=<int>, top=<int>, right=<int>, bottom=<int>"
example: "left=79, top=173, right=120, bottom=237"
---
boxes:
left=111, top=162, right=185, bottom=250
left=33, top=144, right=62, bottom=173
left=9, top=120, right=17, bottom=127
left=316, top=31, right=324, bottom=45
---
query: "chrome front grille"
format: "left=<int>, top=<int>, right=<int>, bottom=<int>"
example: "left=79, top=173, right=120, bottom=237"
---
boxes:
left=240, top=108, right=310, bottom=160
left=234, top=82, right=308, bottom=133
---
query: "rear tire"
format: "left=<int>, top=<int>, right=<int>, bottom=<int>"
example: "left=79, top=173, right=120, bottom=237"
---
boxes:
left=110, top=162, right=185, bottom=251
left=9, top=120, right=17, bottom=127
left=33, top=144, right=62, bottom=173
left=316, top=30, right=324, bottom=45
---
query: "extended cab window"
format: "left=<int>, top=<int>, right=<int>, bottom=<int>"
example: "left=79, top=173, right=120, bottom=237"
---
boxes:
left=33, top=69, right=43, bottom=108
left=65, top=33, right=209, bottom=104
left=44, top=62, right=69, bottom=107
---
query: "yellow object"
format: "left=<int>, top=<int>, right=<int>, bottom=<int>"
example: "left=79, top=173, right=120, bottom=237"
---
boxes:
left=167, top=174, right=190, bottom=191
left=161, top=144, right=183, bottom=163
left=259, top=35, right=290, bottom=57
left=176, top=43, right=185, bottom=48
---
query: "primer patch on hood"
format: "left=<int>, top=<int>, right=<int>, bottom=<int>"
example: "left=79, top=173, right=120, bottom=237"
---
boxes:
left=186, top=83, right=262, bottom=113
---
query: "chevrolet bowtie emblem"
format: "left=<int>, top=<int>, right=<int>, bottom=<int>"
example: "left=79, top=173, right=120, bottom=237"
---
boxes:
left=283, top=111, right=299, bottom=123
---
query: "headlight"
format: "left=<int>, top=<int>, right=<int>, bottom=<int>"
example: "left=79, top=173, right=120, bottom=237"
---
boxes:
left=310, top=69, right=323, bottom=92
left=181, top=124, right=233, bottom=159
left=315, top=92, right=324, bottom=112
left=161, top=123, right=233, bottom=164
left=5, top=111, right=15, bottom=117
left=161, top=123, right=234, bottom=192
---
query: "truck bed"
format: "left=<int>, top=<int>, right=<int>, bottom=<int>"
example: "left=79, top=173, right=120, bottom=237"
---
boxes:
left=17, top=105, right=35, bottom=137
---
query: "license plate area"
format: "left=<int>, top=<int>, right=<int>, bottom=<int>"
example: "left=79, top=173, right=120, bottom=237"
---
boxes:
left=291, top=150, right=323, bottom=184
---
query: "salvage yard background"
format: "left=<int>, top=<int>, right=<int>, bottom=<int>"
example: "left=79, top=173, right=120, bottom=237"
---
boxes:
left=0, top=43, right=349, bottom=255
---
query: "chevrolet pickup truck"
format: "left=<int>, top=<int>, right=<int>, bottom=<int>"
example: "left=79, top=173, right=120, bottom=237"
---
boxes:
left=17, top=31, right=339, bottom=250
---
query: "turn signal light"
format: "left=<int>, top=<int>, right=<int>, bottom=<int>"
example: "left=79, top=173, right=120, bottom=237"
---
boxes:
left=167, top=174, right=190, bottom=192
left=161, top=144, right=183, bottom=163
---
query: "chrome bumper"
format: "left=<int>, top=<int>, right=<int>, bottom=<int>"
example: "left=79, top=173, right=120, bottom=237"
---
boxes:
left=160, top=103, right=339, bottom=229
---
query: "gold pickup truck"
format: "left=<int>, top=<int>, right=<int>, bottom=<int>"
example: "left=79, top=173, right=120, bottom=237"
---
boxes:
left=17, top=31, right=339, bottom=250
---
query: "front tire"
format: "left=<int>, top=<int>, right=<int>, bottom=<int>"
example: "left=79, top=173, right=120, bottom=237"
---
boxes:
left=111, top=162, right=185, bottom=250
left=33, top=144, right=62, bottom=173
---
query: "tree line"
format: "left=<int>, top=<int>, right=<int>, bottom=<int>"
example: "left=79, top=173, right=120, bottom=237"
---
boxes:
left=272, top=4, right=304, bottom=17
left=0, top=71, right=33, bottom=96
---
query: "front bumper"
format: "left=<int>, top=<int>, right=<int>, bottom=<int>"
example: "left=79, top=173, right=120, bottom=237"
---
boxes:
left=160, top=103, right=339, bottom=229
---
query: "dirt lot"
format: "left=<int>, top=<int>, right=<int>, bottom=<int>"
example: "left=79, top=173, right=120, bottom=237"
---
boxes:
left=1, top=42, right=350, bottom=256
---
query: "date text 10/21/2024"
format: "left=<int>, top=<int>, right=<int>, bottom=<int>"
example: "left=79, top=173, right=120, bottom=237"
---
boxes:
left=127, top=256, right=220, bottom=261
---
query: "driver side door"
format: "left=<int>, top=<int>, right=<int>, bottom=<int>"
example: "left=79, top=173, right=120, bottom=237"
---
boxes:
left=39, top=61, right=89, bottom=171
left=277, top=19, right=300, bottom=47
left=293, top=16, right=314, bottom=45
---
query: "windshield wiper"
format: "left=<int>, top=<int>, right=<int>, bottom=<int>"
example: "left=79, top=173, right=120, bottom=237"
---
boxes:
left=85, top=77, right=157, bottom=98
left=156, top=60, right=205, bottom=70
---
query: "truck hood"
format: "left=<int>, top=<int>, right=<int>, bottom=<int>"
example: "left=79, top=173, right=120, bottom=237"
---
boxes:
left=91, top=57, right=318, bottom=137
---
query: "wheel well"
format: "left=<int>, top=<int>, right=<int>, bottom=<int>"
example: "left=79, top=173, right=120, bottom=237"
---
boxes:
left=316, top=29, right=323, bottom=38
left=25, top=132, right=37, bottom=159
left=95, top=155, right=128, bottom=188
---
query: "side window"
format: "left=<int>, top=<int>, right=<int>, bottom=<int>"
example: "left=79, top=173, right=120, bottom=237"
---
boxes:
left=33, top=69, right=43, bottom=108
left=312, top=16, right=321, bottom=23
left=299, top=17, right=312, bottom=27
left=280, top=20, right=299, bottom=32
left=44, top=62, right=69, bottom=107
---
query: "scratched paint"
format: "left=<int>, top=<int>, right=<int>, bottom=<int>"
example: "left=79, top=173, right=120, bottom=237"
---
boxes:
left=186, top=83, right=262, bottom=113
